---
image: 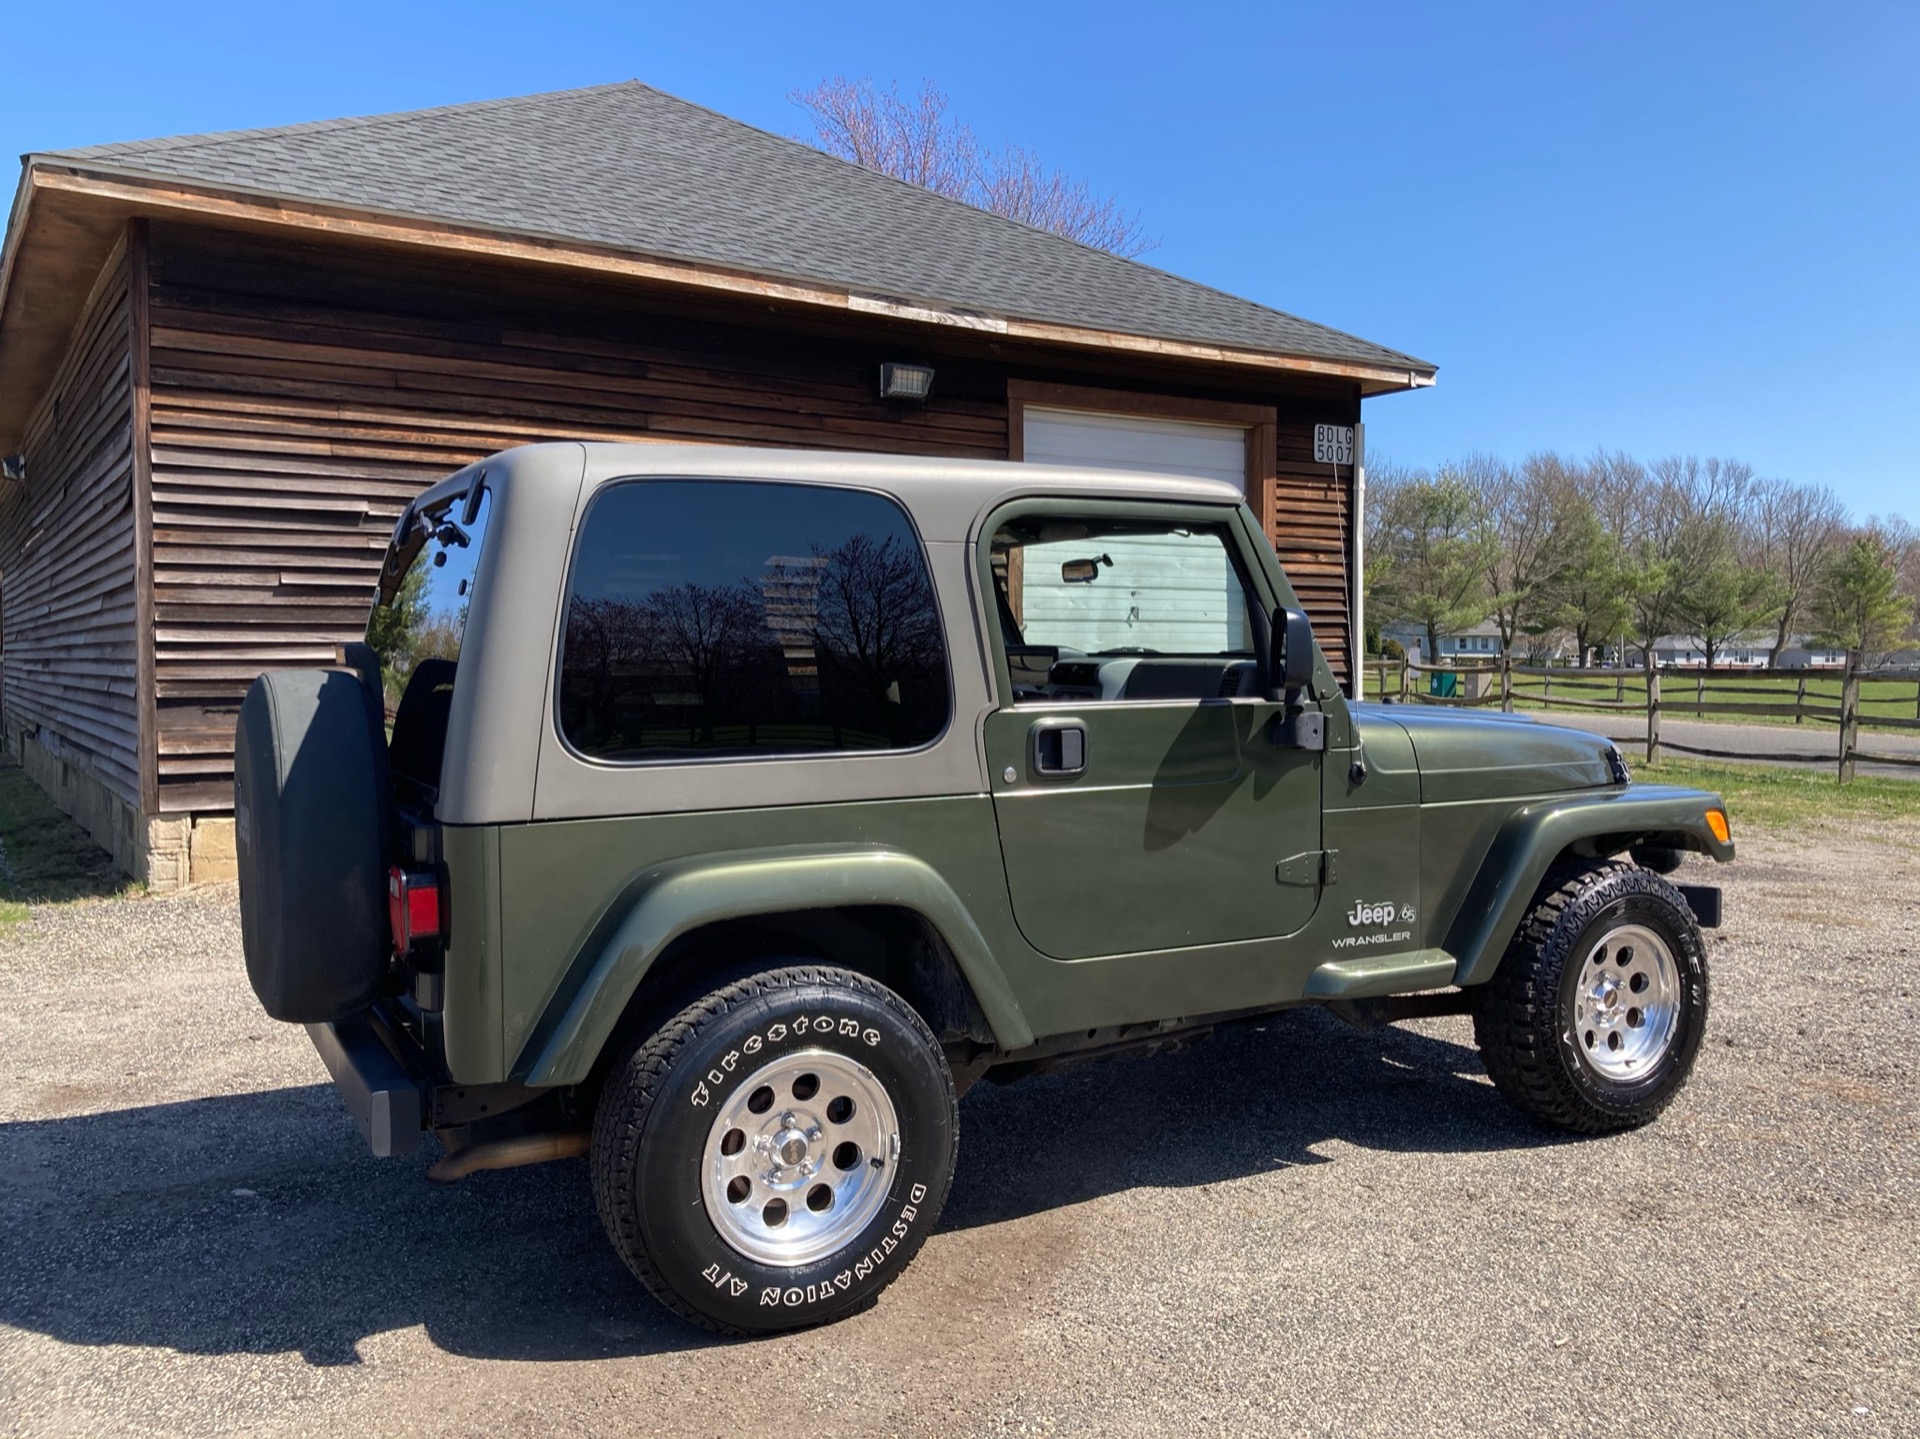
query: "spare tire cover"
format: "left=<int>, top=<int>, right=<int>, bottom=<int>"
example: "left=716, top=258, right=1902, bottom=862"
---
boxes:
left=234, top=667, right=390, bottom=1023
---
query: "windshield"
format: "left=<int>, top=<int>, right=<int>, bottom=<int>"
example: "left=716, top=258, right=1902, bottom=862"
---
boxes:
left=366, top=485, right=492, bottom=709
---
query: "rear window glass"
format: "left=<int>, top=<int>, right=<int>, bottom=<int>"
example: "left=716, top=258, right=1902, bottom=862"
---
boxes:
left=368, top=486, right=491, bottom=710
left=558, top=480, right=950, bottom=762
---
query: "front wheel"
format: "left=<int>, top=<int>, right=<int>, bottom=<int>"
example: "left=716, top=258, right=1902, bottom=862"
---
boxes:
left=1473, top=862, right=1709, bottom=1134
left=591, top=965, right=957, bottom=1333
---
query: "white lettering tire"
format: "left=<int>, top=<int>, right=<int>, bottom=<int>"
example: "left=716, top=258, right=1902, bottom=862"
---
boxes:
left=590, top=965, right=957, bottom=1334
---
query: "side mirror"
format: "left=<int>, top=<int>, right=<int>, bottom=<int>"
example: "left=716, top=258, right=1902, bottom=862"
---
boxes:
left=1270, top=606, right=1316, bottom=700
left=1269, top=607, right=1326, bottom=752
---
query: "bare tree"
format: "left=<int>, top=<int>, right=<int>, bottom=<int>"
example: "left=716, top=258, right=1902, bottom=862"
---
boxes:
left=792, top=77, right=1156, bottom=258
left=1361, top=456, right=1424, bottom=652
left=789, top=76, right=976, bottom=199
left=1752, top=478, right=1845, bottom=664
left=1868, top=515, right=1920, bottom=647
left=1613, top=457, right=1692, bottom=670
left=1473, top=451, right=1581, bottom=657
left=1663, top=457, right=1778, bottom=670
left=974, top=145, right=1156, bottom=257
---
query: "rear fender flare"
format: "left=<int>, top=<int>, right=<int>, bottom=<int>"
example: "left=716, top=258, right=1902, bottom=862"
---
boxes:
left=518, top=846, right=1033, bottom=1086
left=1446, top=785, right=1734, bottom=987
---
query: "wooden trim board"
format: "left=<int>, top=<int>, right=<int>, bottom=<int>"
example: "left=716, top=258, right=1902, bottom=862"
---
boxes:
left=128, top=218, right=159, bottom=814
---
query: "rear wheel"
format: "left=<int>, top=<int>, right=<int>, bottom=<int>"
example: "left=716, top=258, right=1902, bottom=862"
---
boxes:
left=1473, top=862, right=1709, bottom=1133
left=590, top=965, right=957, bottom=1334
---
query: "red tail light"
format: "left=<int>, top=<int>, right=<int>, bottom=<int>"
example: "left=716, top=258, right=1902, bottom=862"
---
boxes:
left=388, top=866, right=441, bottom=954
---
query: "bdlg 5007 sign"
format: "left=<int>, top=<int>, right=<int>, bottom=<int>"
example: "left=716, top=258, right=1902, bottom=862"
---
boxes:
left=1313, top=424, right=1354, bottom=466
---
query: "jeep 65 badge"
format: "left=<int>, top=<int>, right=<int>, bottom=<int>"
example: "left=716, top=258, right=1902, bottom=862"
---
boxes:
left=1346, top=899, right=1412, bottom=928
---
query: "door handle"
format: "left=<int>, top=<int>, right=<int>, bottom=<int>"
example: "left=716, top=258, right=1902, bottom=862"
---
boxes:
left=1029, top=718, right=1087, bottom=778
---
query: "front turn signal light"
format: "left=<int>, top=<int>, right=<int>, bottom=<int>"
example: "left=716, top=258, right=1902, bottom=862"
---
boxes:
left=1705, top=808, right=1731, bottom=845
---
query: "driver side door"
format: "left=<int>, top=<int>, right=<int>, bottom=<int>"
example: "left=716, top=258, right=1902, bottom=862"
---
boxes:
left=980, top=501, right=1324, bottom=962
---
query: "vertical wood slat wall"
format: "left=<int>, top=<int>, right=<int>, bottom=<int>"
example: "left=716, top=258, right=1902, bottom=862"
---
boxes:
left=0, top=243, right=139, bottom=801
left=1259, top=428, right=1354, bottom=690
left=142, top=226, right=1010, bottom=812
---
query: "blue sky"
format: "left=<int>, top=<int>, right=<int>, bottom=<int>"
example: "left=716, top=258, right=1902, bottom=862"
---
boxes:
left=4, top=1, right=1913, bottom=521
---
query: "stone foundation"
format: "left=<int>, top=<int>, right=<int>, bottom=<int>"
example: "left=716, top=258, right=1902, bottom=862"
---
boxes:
left=188, top=816, right=237, bottom=883
left=4, top=717, right=235, bottom=891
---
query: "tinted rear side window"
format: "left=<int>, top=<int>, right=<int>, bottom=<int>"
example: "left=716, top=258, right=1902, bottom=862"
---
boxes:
left=559, top=480, right=950, bottom=761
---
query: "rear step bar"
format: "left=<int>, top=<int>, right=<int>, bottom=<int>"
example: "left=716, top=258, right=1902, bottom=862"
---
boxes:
left=306, top=1011, right=424, bottom=1157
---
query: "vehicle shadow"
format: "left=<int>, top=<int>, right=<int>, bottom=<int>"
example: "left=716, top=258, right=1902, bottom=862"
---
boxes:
left=942, top=1007, right=1563, bottom=1230
left=1, top=1010, right=1557, bottom=1366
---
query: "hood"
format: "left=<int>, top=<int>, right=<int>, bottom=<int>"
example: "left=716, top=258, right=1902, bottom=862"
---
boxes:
left=1352, top=703, right=1625, bottom=803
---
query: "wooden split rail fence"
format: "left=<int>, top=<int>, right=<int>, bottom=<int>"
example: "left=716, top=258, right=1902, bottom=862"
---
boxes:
left=1360, top=657, right=1920, bottom=782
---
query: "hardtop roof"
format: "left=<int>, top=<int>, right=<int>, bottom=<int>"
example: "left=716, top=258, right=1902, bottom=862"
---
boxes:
left=456, top=441, right=1252, bottom=545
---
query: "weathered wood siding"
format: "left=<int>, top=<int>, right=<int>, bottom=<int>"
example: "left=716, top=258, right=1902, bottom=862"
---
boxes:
left=1262, top=422, right=1356, bottom=688
left=0, top=243, right=138, bottom=801
left=141, top=223, right=1357, bottom=812
left=144, top=225, right=1010, bottom=810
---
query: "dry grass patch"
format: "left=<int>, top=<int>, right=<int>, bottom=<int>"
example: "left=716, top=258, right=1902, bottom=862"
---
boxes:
left=0, top=762, right=137, bottom=936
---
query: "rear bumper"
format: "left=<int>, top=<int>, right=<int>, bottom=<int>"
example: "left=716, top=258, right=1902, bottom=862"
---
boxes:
left=305, top=1010, right=427, bottom=1157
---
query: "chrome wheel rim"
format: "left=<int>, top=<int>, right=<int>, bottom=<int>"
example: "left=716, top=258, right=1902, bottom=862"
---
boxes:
left=701, top=1048, right=900, bottom=1267
left=1568, top=922, right=1681, bottom=1082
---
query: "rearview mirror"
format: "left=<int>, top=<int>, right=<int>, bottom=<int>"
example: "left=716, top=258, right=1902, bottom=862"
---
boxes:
left=1060, top=554, right=1112, bottom=584
left=1271, top=606, right=1316, bottom=699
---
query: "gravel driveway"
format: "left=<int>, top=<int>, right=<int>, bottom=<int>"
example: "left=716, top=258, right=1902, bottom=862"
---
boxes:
left=3, top=822, right=1916, bottom=1438
left=1539, top=713, right=1920, bottom=780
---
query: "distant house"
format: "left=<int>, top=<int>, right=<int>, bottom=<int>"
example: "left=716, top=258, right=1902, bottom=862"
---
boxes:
left=1610, top=634, right=1847, bottom=670
left=0, top=82, right=1435, bottom=886
left=1772, top=639, right=1849, bottom=670
left=1381, top=618, right=1572, bottom=664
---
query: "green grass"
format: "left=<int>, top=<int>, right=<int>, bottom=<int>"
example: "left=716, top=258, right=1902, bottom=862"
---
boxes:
left=1630, top=756, right=1920, bottom=831
left=0, top=762, right=138, bottom=936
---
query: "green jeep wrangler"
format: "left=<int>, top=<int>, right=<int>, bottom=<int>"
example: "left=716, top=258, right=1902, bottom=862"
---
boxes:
left=234, top=442, right=1731, bottom=1334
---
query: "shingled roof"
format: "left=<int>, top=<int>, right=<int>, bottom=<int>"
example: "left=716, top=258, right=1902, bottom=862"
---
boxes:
left=34, top=81, right=1433, bottom=382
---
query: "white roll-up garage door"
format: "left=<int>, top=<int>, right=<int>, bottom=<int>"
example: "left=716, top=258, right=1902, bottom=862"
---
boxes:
left=1021, top=406, right=1250, bottom=492
left=1015, top=406, right=1254, bottom=651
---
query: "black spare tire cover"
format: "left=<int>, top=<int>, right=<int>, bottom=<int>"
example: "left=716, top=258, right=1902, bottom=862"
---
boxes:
left=234, top=667, right=391, bottom=1023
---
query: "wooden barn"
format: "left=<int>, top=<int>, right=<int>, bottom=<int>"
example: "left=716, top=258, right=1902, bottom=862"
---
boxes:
left=0, top=82, right=1434, bottom=888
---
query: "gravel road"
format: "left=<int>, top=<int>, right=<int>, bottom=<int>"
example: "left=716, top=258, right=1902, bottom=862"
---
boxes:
left=4, top=822, right=1917, bottom=1439
left=1539, top=713, right=1920, bottom=780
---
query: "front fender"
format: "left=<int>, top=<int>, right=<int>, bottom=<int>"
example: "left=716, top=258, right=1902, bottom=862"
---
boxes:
left=518, top=845, right=1033, bottom=1086
left=1446, top=784, right=1734, bottom=987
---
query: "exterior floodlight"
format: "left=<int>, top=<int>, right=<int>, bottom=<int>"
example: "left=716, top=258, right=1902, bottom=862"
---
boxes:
left=879, top=363, right=934, bottom=401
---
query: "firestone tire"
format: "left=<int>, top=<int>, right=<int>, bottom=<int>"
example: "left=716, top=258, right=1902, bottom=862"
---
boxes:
left=1472, top=861, right=1709, bottom=1135
left=590, top=965, right=957, bottom=1335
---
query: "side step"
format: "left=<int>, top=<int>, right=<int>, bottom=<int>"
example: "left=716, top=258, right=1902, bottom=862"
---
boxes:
left=1304, top=949, right=1457, bottom=1001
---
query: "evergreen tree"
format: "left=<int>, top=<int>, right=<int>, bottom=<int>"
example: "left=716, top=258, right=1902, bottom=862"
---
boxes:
left=1814, top=533, right=1913, bottom=666
left=1371, top=472, right=1499, bottom=662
